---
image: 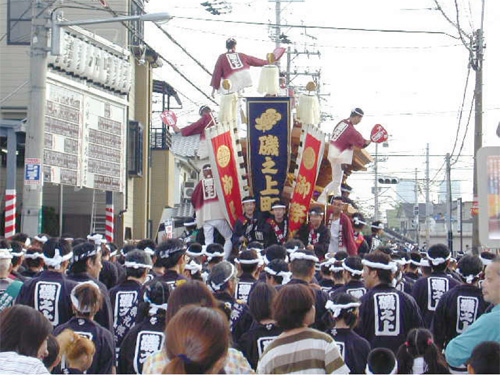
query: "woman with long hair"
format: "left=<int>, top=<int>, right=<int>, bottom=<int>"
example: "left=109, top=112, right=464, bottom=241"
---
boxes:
left=0, top=305, right=52, bottom=374
left=396, top=328, right=450, bottom=374
left=56, top=329, right=96, bottom=374
left=163, top=306, right=229, bottom=374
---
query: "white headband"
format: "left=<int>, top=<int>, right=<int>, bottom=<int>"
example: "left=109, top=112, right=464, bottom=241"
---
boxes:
left=0, top=250, right=13, bottom=260
left=272, top=204, right=287, bottom=209
left=124, top=261, right=153, bottom=269
left=362, top=259, right=398, bottom=273
left=210, top=263, right=236, bottom=291
left=242, top=199, right=256, bottom=204
left=73, top=247, right=100, bottom=263
left=264, top=267, right=292, bottom=284
left=158, top=247, right=185, bottom=259
left=457, top=269, right=481, bottom=284
left=34, top=235, right=49, bottom=243
left=420, top=259, right=430, bottom=267
left=25, top=238, right=32, bottom=247
left=353, top=217, right=367, bottom=226
left=206, top=250, right=225, bottom=262
left=480, top=256, right=493, bottom=266
left=87, top=233, right=107, bottom=245
left=286, top=246, right=301, bottom=254
left=371, top=223, right=384, bottom=230
left=428, top=253, right=451, bottom=266
left=70, top=281, right=101, bottom=313
left=186, top=249, right=204, bottom=257
left=184, top=220, right=197, bottom=226
left=9, top=248, right=24, bottom=257
left=393, top=259, right=408, bottom=266
left=235, top=257, right=261, bottom=265
left=149, top=302, right=168, bottom=315
left=185, top=260, right=203, bottom=274
left=330, top=265, right=344, bottom=273
left=366, top=362, right=398, bottom=375
left=290, top=252, right=319, bottom=262
left=325, top=300, right=361, bottom=318
left=352, top=108, right=364, bottom=116
left=42, top=249, right=73, bottom=270
left=343, top=262, right=363, bottom=276
left=143, top=247, right=155, bottom=256
left=24, top=252, right=44, bottom=260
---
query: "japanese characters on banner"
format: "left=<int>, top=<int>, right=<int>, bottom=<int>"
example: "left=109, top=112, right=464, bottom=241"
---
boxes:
left=206, top=125, right=245, bottom=228
left=246, top=97, right=291, bottom=212
left=289, top=124, right=326, bottom=235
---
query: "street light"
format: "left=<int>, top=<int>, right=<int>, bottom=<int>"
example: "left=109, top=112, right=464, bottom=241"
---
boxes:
left=51, top=12, right=171, bottom=55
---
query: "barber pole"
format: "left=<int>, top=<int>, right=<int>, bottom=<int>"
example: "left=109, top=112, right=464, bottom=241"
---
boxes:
left=105, top=204, right=114, bottom=243
left=4, top=189, right=16, bottom=238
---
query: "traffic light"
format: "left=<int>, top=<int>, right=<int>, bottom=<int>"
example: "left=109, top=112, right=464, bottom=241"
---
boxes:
left=377, top=177, right=399, bottom=184
left=413, top=205, right=419, bottom=217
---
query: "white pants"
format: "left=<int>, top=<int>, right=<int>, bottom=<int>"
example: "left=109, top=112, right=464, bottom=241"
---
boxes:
left=318, top=146, right=353, bottom=202
left=203, top=219, right=233, bottom=259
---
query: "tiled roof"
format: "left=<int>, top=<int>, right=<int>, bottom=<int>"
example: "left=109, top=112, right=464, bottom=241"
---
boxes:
left=171, top=201, right=194, bottom=219
left=170, top=133, right=200, bottom=158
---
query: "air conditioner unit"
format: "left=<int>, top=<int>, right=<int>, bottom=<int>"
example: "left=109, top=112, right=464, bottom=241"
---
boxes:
left=182, top=179, right=197, bottom=200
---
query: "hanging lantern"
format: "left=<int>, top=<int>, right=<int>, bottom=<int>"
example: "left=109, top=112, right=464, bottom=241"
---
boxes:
left=296, top=81, right=320, bottom=126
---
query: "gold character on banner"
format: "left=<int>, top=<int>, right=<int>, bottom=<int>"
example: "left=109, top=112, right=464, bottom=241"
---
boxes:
left=229, top=200, right=236, bottom=220
left=260, top=196, right=280, bottom=212
left=255, top=109, right=282, bottom=133
left=262, top=157, right=278, bottom=174
left=289, top=202, right=307, bottom=223
left=295, top=175, right=311, bottom=199
left=222, top=175, right=234, bottom=195
left=258, top=135, right=279, bottom=156
left=303, top=146, right=316, bottom=170
left=261, top=175, right=279, bottom=195
left=217, top=145, right=231, bottom=168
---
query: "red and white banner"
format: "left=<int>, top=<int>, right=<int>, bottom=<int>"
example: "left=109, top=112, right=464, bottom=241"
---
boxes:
left=4, top=189, right=16, bottom=239
left=289, top=125, right=326, bottom=235
left=105, top=204, right=114, bottom=243
left=206, top=124, right=245, bottom=228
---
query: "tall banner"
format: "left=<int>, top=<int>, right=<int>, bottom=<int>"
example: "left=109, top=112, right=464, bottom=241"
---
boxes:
left=206, top=124, right=245, bottom=228
left=246, top=97, right=291, bottom=212
left=289, top=124, right=326, bottom=235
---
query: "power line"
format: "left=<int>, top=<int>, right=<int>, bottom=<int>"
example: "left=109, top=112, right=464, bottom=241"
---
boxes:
left=452, top=94, right=475, bottom=165
left=449, top=65, right=471, bottom=159
left=172, top=15, right=457, bottom=38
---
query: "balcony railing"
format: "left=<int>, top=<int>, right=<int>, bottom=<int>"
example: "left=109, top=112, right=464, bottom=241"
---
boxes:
left=150, top=127, right=172, bottom=150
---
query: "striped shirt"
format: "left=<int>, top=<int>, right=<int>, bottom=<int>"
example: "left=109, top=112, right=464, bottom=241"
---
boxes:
left=0, top=352, right=50, bottom=375
left=257, top=328, right=350, bottom=374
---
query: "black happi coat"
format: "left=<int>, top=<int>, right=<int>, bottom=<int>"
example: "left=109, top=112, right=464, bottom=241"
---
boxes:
left=411, top=271, right=460, bottom=328
left=54, top=317, right=115, bottom=374
left=67, top=272, right=114, bottom=332
left=403, top=272, right=420, bottom=288
left=99, top=260, right=119, bottom=290
left=357, top=283, right=424, bottom=353
left=330, top=279, right=367, bottom=300
left=232, top=213, right=264, bottom=247
left=214, top=290, right=253, bottom=344
left=328, top=328, right=371, bottom=375
left=16, top=270, right=78, bottom=327
left=319, top=278, right=336, bottom=293
left=237, top=321, right=283, bottom=370
left=235, top=273, right=258, bottom=304
left=118, top=311, right=166, bottom=374
left=433, top=283, right=489, bottom=349
left=395, top=277, right=413, bottom=295
left=109, top=279, right=143, bottom=349
left=262, top=218, right=289, bottom=248
left=296, top=223, right=331, bottom=260
left=146, top=270, right=188, bottom=291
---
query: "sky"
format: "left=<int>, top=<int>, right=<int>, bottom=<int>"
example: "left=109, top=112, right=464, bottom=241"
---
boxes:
left=144, top=0, right=500, bottom=218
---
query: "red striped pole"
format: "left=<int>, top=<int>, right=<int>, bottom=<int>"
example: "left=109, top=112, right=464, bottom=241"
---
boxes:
left=105, top=204, right=114, bottom=243
left=5, top=189, right=16, bottom=239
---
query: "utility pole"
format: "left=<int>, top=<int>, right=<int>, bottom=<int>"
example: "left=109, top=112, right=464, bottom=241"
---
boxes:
left=425, top=143, right=431, bottom=246
left=415, top=168, right=420, bottom=247
left=21, top=1, right=51, bottom=235
left=446, top=153, right=453, bottom=253
left=457, top=197, right=463, bottom=252
left=374, top=142, right=379, bottom=221
left=472, top=0, right=486, bottom=254
left=275, top=0, right=281, bottom=49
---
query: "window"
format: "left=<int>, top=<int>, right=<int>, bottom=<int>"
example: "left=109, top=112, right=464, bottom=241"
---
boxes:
left=129, top=0, right=144, bottom=47
left=128, top=120, right=143, bottom=177
left=7, top=0, right=31, bottom=45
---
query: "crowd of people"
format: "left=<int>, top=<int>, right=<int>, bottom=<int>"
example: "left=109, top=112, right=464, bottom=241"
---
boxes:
left=0, top=199, right=499, bottom=374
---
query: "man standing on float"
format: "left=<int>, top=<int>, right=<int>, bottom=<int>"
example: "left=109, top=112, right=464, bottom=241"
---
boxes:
left=318, top=108, right=371, bottom=203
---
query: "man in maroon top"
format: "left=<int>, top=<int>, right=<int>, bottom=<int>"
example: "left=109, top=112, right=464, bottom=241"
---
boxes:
left=318, top=108, right=371, bottom=203
left=210, top=38, right=268, bottom=97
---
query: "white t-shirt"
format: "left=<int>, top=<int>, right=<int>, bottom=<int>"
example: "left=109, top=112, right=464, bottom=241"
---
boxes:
left=328, top=218, right=340, bottom=253
left=0, top=352, right=50, bottom=375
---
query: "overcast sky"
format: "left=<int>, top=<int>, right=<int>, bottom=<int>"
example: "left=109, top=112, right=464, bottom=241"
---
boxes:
left=144, top=0, right=500, bottom=217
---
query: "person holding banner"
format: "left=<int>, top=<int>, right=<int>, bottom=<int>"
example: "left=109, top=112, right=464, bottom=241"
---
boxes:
left=262, top=201, right=289, bottom=248
left=191, top=164, right=234, bottom=259
left=210, top=38, right=269, bottom=97
left=232, top=196, right=264, bottom=249
left=318, top=108, right=371, bottom=203
left=295, top=207, right=330, bottom=261
left=328, top=196, right=357, bottom=256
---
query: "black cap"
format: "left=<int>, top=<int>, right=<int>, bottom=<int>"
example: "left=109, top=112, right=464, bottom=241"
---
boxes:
left=309, top=207, right=324, bottom=216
